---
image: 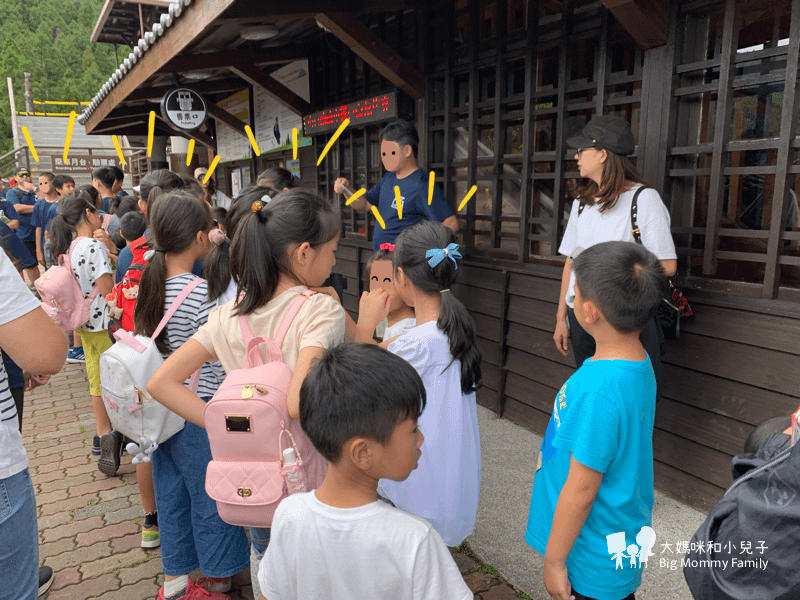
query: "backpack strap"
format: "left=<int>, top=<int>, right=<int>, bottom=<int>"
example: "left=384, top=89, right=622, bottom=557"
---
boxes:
left=629, top=186, right=647, bottom=244
left=239, top=289, right=316, bottom=367
left=63, top=237, right=100, bottom=300
left=152, top=278, right=205, bottom=338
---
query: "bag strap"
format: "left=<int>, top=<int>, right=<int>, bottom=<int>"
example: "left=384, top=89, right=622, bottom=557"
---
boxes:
left=152, top=278, right=205, bottom=339
left=238, top=289, right=316, bottom=367
left=629, top=186, right=647, bottom=245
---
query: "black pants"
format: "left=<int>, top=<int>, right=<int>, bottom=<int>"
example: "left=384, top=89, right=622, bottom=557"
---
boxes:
left=568, top=308, right=662, bottom=403
left=572, top=588, right=635, bottom=600
left=22, top=240, right=37, bottom=263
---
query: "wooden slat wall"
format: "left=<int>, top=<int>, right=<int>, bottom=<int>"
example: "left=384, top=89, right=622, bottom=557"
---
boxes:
left=423, top=254, right=800, bottom=513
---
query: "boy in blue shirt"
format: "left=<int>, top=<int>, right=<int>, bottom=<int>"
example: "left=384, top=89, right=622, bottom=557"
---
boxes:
left=525, top=241, right=666, bottom=600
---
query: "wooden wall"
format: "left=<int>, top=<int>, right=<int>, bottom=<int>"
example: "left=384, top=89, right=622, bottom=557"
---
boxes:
left=335, top=238, right=800, bottom=512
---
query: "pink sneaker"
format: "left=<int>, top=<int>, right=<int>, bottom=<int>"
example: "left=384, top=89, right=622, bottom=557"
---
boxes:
left=196, top=577, right=232, bottom=594
left=156, top=577, right=230, bottom=599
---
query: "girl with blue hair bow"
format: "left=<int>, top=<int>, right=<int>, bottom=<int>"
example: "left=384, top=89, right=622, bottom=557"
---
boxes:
left=356, top=219, right=482, bottom=546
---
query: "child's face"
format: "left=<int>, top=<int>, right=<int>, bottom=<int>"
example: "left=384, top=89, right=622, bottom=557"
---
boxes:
left=306, top=233, right=340, bottom=287
left=58, top=182, right=75, bottom=196
left=380, top=140, right=412, bottom=173
left=38, top=176, right=53, bottom=196
left=369, top=260, right=405, bottom=313
left=374, top=417, right=423, bottom=482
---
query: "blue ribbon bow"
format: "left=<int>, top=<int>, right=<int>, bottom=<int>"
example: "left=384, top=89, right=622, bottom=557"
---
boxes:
left=425, top=243, right=462, bottom=270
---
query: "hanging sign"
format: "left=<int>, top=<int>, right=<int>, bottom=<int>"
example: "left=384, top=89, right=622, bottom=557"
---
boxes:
left=160, top=88, right=208, bottom=132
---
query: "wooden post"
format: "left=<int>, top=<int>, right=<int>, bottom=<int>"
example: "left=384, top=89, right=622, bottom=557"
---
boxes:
left=6, top=77, right=20, bottom=150
left=23, top=72, right=33, bottom=115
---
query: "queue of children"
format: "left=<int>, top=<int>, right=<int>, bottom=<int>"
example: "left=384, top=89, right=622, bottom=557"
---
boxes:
left=7, top=117, right=671, bottom=600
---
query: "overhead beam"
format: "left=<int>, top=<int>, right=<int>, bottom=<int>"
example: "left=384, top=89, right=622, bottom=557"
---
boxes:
left=85, top=0, right=239, bottom=133
left=206, top=103, right=249, bottom=138
left=601, top=0, right=668, bottom=50
left=91, top=0, right=172, bottom=43
left=219, top=0, right=409, bottom=20
left=90, top=119, right=147, bottom=134
left=228, top=64, right=314, bottom=116
left=126, top=78, right=248, bottom=102
left=159, top=47, right=313, bottom=74
left=314, top=12, right=425, bottom=100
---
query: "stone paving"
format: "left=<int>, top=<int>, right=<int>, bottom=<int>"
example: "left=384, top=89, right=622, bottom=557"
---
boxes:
left=25, top=363, right=526, bottom=600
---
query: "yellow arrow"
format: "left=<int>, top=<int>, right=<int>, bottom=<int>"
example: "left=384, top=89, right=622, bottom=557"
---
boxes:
left=428, top=171, right=435, bottom=205
left=204, top=155, right=221, bottom=185
left=186, top=139, right=195, bottom=166
left=317, top=119, right=350, bottom=166
left=112, top=135, right=126, bottom=167
left=394, top=186, right=403, bottom=220
left=147, top=111, right=155, bottom=157
left=371, top=205, right=386, bottom=229
left=292, top=127, right=298, bottom=160
left=458, top=185, right=478, bottom=211
left=345, top=188, right=366, bottom=206
left=21, top=127, right=39, bottom=163
left=63, top=111, right=77, bottom=162
left=245, top=125, right=260, bottom=156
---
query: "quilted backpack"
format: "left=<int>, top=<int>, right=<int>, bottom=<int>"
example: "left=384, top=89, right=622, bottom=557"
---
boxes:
left=204, top=289, right=328, bottom=528
left=34, top=237, right=99, bottom=332
left=106, top=235, right=150, bottom=337
left=99, top=278, right=202, bottom=461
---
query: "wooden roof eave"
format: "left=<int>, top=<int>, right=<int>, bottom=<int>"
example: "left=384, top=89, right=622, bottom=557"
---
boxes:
left=90, top=0, right=172, bottom=44
left=600, top=0, right=668, bottom=50
left=84, top=0, right=240, bottom=134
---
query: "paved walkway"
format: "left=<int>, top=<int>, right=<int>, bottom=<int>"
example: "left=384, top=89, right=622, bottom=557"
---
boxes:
left=25, top=363, right=525, bottom=600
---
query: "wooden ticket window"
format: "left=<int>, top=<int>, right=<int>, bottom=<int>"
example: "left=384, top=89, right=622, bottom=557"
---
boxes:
left=666, top=0, right=800, bottom=300
left=424, top=0, right=644, bottom=263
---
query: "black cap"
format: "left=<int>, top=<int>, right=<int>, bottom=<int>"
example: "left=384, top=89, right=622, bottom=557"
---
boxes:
left=566, top=115, right=635, bottom=156
left=13, top=166, right=30, bottom=175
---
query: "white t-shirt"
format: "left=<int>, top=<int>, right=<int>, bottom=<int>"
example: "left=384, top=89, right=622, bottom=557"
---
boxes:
left=68, top=237, right=112, bottom=331
left=212, top=191, right=232, bottom=210
left=380, top=321, right=481, bottom=546
left=383, top=316, right=416, bottom=341
left=0, top=251, right=42, bottom=479
left=215, top=279, right=238, bottom=308
left=259, top=491, right=472, bottom=600
left=558, top=185, right=677, bottom=308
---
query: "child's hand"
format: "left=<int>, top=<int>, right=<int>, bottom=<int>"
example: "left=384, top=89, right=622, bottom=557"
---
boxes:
left=23, top=372, right=50, bottom=391
left=543, top=560, right=574, bottom=600
left=358, top=289, right=391, bottom=328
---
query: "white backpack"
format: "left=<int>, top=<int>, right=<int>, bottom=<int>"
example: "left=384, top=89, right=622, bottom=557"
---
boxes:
left=99, top=278, right=202, bottom=462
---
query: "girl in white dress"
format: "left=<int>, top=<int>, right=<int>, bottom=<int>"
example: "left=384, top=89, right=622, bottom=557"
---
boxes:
left=360, top=220, right=482, bottom=546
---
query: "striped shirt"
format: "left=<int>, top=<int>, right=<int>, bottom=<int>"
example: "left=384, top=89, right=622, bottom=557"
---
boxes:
left=162, top=273, right=225, bottom=398
left=0, top=251, right=42, bottom=478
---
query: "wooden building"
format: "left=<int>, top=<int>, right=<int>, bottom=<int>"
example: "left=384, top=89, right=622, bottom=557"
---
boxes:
left=81, top=0, right=800, bottom=512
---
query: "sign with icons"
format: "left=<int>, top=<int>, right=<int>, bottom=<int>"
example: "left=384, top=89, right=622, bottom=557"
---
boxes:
left=160, top=88, right=208, bottom=132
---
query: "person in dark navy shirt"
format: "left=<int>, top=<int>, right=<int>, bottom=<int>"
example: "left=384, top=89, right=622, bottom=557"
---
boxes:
left=334, top=120, right=457, bottom=252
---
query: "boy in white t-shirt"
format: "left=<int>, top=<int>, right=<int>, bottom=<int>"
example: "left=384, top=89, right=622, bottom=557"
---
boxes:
left=257, top=344, right=471, bottom=600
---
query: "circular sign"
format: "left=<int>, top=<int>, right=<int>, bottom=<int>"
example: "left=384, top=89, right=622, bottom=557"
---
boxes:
left=160, top=88, right=207, bottom=132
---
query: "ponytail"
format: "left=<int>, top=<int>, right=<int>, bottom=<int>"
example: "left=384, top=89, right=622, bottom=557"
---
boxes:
left=393, top=221, right=482, bottom=394
left=230, top=188, right=339, bottom=316
left=50, top=191, right=97, bottom=258
left=204, top=186, right=274, bottom=302
left=134, top=190, right=212, bottom=353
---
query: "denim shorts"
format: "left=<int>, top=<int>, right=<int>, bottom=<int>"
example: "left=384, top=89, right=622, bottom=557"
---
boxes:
left=152, top=415, right=249, bottom=577
left=0, top=469, right=38, bottom=600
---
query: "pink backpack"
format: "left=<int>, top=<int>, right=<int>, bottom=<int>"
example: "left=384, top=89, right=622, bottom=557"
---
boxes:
left=35, top=237, right=100, bottom=332
left=204, top=289, right=328, bottom=527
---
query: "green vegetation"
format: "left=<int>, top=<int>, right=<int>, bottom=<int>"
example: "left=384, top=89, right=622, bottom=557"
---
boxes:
left=0, top=0, right=129, bottom=155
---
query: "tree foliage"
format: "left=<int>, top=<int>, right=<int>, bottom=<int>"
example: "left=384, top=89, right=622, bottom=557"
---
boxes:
left=0, top=0, right=128, bottom=156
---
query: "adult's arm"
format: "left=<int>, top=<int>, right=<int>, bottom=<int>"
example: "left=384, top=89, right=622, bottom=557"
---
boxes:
left=0, top=305, right=68, bottom=375
left=660, top=259, right=677, bottom=277
left=553, top=257, right=572, bottom=357
left=6, top=219, right=18, bottom=231
left=10, top=190, right=35, bottom=214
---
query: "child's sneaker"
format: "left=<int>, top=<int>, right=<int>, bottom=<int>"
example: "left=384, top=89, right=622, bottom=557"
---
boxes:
left=156, top=577, right=230, bottom=599
left=66, top=347, right=85, bottom=363
left=92, top=434, right=101, bottom=456
left=98, top=430, right=123, bottom=476
left=141, top=525, right=160, bottom=548
left=196, top=577, right=232, bottom=594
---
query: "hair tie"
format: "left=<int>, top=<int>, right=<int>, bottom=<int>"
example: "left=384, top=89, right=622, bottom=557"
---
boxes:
left=209, top=228, right=230, bottom=246
left=425, top=243, right=461, bottom=270
left=155, top=247, right=167, bottom=253
left=379, top=243, right=395, bottom=252
left=251, top=200, right=265, bottom=212
left=440, top=289, right=450, bottom=294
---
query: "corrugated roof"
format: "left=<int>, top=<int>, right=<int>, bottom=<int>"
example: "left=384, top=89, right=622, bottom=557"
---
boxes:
left=78, top=0, right=188, bottom=126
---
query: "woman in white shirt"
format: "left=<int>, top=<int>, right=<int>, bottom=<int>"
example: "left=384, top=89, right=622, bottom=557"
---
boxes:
left=553, top=115, right=678, bottom=401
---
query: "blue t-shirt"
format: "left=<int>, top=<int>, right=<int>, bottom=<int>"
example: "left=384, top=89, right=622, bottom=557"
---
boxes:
left=102, top=197, right=112, bottom=214
left=6, top=188, right=37, bottom=242
left=525, top=357, right=656, bottom=600
left=31, top=199, right=58, bottom=248
left=115, top=228, right=203, bottom=283
left=364, top=168, right=453, bottom=252
left=0, top=199, right=20, bottom=224
left=0, top=219, right=36, bottom=271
